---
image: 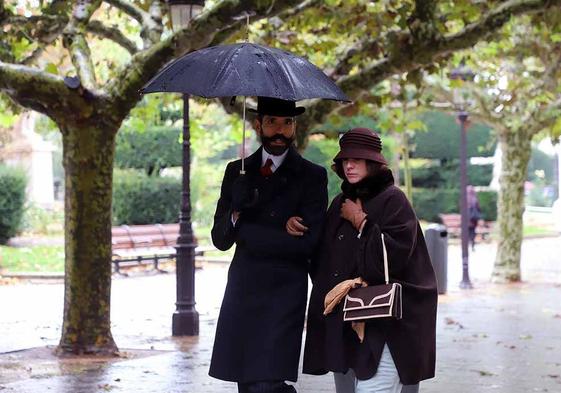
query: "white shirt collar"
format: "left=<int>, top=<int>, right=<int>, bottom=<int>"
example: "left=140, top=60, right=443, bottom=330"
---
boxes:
left=262, top=148, right=288, bottom=173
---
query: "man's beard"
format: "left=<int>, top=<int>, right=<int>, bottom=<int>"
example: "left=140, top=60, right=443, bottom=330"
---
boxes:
left=260, top=134, right=295, bottom=156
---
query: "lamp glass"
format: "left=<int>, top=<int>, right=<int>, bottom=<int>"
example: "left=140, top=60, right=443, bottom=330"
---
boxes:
left=169, top=4, right=203, bottom=31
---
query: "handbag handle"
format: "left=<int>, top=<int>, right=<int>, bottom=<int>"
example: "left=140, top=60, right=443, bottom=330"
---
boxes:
left=381, top=233, right=389, bottom=285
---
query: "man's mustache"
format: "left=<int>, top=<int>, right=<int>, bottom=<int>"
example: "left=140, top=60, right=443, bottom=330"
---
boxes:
left=262, top=134, right=294, bottom=144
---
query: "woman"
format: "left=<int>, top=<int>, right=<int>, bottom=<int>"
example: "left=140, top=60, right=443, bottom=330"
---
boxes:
left=302, top=128, right=438, bottom=393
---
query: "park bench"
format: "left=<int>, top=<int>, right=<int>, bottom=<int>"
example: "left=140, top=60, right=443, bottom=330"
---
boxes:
left=111, top=224, right=216, bottom=274
left=438, top=213, right=494, bottom=241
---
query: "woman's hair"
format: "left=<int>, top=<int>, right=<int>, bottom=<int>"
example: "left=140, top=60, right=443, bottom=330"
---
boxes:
left=331, top=159, right=388, bottom=180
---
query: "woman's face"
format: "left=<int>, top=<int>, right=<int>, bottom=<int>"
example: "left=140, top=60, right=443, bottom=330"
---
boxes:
left=342, top=158, right=368, bottom=184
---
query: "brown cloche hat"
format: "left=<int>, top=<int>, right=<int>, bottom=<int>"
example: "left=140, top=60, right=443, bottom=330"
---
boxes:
left=248, top=96, right=305, bottom=117
left=333, top=127, right=387, bottom=164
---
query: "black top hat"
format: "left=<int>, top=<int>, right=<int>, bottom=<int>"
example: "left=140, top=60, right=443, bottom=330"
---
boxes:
left=248, top=97, right=305, bottom=117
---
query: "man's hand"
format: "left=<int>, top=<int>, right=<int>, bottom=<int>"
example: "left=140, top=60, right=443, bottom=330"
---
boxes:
left=341, top=198, right=367, bottom=231
left=231, top=175, right=259, bottom=212
left=286, top=216, right=309, bottom=236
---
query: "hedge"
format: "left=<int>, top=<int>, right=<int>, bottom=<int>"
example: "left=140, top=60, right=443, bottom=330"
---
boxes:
left=112, top=170, right=181, bottom=225
left=402, top=163, right=493, bottom=189
left=115, top=126, right=182, bottom=175
left=412, top=111, right=496, bottom=159
left=0, top=166, right=27, bottom=244
left=412, top=188, right=497, bottom=222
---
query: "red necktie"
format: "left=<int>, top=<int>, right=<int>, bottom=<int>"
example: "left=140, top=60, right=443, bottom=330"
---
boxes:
left=260, top=158, right=274, bottom=177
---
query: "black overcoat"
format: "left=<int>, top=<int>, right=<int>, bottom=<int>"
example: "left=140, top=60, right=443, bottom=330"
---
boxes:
left=209, top=147, right=328, bottom=383
left=303, top=170, right=437, bottom=385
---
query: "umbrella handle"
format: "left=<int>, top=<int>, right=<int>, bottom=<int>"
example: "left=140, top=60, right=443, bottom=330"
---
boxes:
left=240, top=96, right=246, bottom=175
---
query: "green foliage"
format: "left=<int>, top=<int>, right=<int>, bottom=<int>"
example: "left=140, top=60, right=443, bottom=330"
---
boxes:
left=0, top=245, right=64, bottom=273
left=303, top=137, right=342, bottom=202
left=21, top=204, right=64, bottom=236
left=412, top=188, right=459, bottom=222
left=412, top=111, right=496, bottom=159
left=112, top=169, right=181, bottom=225
left=412, top=187, right=497, bottom=222
left=527, top=146, right=556, bottom=183
left=115, top=126, right=182, bottom=175
left=478, top=190, right=498, bottom=221
left=0, top=165, right=27, bottom=244
left=403, top=163, right=493, bottom=188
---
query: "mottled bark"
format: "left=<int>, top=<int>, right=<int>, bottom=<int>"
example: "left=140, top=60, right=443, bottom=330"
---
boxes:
left=492, top=130, right=532, bottom=282
left=57, top=122, right=118, bottom=355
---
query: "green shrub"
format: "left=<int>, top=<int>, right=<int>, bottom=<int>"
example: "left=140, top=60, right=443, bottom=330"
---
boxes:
left=0, top=166, right=27, bottom=243
left=412, top=111, right=496, bottom=159
left=115, top=126, right=182, bottom=175
left=112, top=170, right=181, bottom=225
left=412, top=188, right=459, bottom=222
left=303, top=137, right=342, bottom=203
left=478, top=190, right=497, bottom=221
left=412, top=187, right=497, bottom=222
left=405, top=163, right=493, bottom=189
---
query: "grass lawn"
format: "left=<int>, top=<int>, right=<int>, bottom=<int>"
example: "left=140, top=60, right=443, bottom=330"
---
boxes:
left=522, top=225, right=558, bottom=238
left=0, top=245, right=64, bottom=273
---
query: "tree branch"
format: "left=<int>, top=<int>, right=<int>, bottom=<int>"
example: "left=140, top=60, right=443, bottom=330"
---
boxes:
left=297, top=0, right=561, bottom=135
left=0, top=61, right=94, bottom=119
left=104, top=0, right=145, bottom=23
left=210, top=0, right=320, bottom=48
left=63, top=0, right=102, bottom=91
left=104, top=0, right=162, bottom=47
left=408, top=0, right=439, bottom=42
left=87, top=20, right=139, bottom=54
left=107, top=0, right=305, bottom=120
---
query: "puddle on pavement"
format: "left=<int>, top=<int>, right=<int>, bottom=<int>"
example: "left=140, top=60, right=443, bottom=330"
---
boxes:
left=0, top=346, right=171, bottom=385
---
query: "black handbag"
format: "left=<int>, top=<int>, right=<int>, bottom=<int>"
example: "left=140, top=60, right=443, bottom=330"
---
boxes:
left=343, top=233, right=403, bottom=321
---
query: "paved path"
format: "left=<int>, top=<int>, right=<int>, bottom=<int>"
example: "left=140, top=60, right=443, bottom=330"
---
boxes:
left=1, top=237, right=560, bottom=392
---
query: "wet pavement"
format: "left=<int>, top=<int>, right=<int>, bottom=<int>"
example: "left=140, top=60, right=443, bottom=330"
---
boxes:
left=1, top=237, right=560, bottom=392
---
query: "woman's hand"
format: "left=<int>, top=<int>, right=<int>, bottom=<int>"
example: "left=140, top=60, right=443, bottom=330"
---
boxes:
left=341, top=198, right=367, bottom=231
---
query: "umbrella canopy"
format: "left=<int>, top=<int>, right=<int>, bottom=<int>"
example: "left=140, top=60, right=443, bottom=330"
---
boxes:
left=141, top=43, right=350, bottom=102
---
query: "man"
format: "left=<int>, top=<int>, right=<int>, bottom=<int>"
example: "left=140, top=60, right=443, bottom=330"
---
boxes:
left=209, top=97, right=328, bottom=393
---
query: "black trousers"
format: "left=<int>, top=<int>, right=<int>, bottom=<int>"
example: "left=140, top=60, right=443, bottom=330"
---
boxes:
left=237, top=381, right=297, bottom=393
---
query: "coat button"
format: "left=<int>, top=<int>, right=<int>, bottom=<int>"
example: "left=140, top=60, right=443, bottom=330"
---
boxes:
left=338, top=234, right=344, bottom=240
left=270, top=211, right=276, bottom=217
left=333, top=271, right=340, bottom=278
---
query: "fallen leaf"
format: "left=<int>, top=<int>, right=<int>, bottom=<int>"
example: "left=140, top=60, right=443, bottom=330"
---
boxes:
left=519, top=334, right=533, bottom=340
left=444, top=317, right=464, bottom=329
left=472, top=369, right=495, bottom=376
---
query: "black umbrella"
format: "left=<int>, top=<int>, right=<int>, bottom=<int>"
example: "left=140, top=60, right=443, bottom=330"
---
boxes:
left=141, top=43, right=349, bottom=102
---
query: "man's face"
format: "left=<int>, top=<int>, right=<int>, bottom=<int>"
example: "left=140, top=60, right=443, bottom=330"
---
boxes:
left=255, top=115, right=296, bottom=156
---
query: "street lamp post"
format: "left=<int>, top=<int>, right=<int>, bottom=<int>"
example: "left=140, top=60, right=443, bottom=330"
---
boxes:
left=167, top=0, right=205, bottom=336
left=450, top=61, right=475, bottom=290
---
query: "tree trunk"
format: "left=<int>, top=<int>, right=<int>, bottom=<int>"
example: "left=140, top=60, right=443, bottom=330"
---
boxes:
left=492, top=130, right=532, bottom=282
left=57, top=123, right=118, bottom=355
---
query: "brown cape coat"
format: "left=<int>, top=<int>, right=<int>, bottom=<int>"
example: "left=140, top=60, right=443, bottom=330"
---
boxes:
left=303, top=169, right=437, bottom=385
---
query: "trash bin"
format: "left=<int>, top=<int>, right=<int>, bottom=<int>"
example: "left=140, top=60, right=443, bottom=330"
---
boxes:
left=424, top=223, right=448, bottom=294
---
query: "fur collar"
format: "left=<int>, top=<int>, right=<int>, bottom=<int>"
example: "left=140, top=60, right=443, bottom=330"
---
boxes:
left=341, top=168, right=395, bottom=201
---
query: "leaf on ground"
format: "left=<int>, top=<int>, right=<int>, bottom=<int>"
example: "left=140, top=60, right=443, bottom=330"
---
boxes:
left=444, top=317, right=464, bottom=329
left=519, top=334, right=533, bottom=340
left=547, top=375, right=559, bottom=379
left=472, top=369, right=495, bottom=376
